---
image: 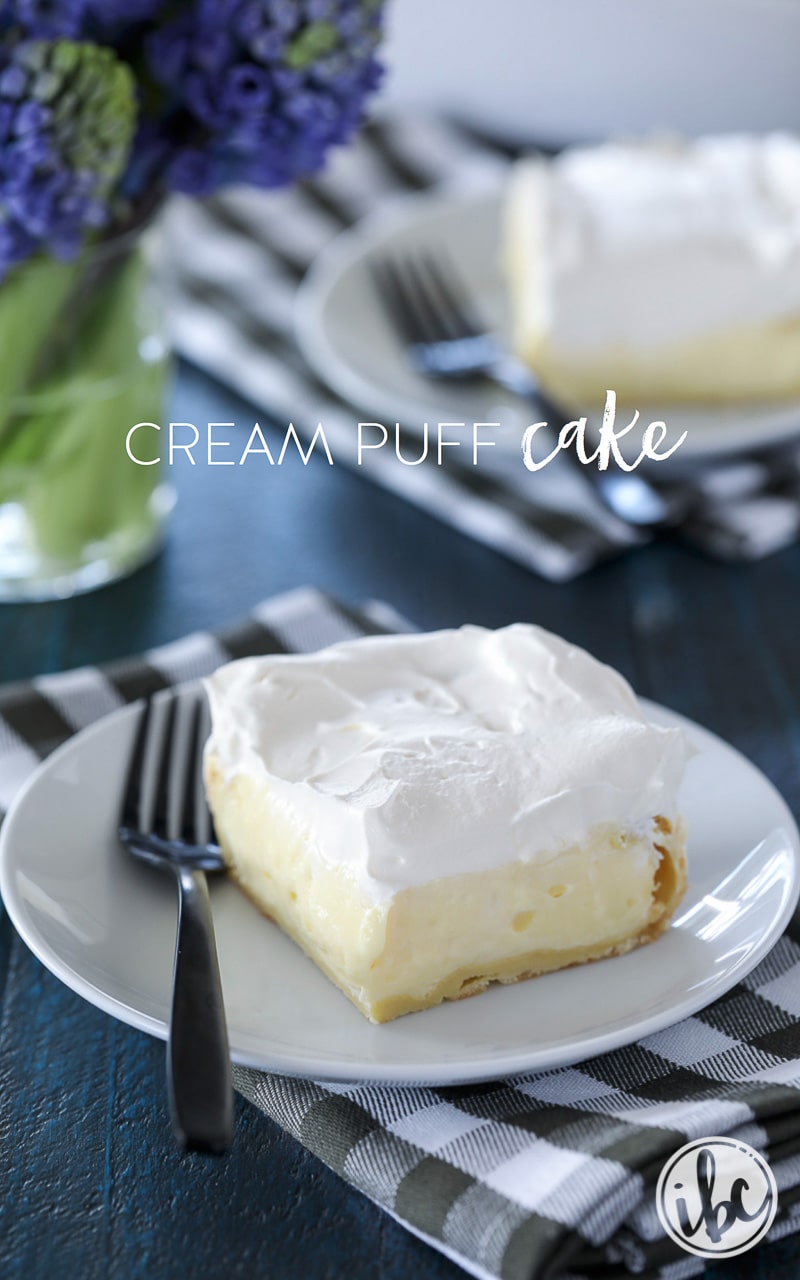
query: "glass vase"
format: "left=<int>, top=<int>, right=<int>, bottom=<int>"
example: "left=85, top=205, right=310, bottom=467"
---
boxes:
left=0, top=234, right=173, bottom=601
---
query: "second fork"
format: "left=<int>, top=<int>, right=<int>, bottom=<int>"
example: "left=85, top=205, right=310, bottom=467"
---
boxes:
left=372, top=251, right=688, bottom=531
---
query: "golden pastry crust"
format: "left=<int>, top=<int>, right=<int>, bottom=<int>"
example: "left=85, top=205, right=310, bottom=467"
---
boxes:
left=205, top=753, right=688, bottom=1023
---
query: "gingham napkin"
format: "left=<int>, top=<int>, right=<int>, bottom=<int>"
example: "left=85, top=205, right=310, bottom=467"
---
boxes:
left=159, top=113, right=800, bottom=581
left=4, top=588, right=800, bottom=1280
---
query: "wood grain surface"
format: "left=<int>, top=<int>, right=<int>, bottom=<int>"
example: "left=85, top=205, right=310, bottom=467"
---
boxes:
left=1, top=362, right=799, bottom=1279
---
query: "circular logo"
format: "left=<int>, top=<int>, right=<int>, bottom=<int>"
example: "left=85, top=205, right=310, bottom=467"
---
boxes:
left=656, top=1137, right=778, bottom=1259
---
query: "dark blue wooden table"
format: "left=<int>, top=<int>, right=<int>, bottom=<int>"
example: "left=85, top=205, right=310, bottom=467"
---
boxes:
left=2, top=362, right=800, bottom=1279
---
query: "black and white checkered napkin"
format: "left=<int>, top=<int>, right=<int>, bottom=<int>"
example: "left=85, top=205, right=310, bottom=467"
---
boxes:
left=160, top=113, right=800, bottom=581
left=4, top=588, right=800, bottom=1278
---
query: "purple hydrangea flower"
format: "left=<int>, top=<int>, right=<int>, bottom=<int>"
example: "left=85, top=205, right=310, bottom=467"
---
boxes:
left=2, top=0, right=162, bottom=38
left=0, top=1, right=386, bottom=272
left=84, top=0, right=164, bottom=32
left=0, top=39, right=135, bottom=279
left=3, top=0, right=88, bottom=39
left=143, top=0, right=385, bottom=195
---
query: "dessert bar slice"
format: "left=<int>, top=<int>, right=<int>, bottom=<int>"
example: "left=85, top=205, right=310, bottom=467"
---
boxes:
left=204, top=624, right=689, bottom=1022
left=504, top=133, right=800, bottom=406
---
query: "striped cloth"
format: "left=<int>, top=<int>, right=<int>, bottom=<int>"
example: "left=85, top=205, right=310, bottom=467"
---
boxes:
left=160, top=113, right=800, bottom=581
left=4, top=588, right=800, bottom=1279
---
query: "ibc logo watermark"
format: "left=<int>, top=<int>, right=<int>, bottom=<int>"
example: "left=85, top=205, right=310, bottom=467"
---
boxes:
left=656, top=1137, right=778, bottom=1259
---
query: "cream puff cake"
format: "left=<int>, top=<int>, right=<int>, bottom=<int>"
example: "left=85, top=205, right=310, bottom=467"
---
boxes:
left=204, top=624, right=689, bottom=1023
left=504, top=133, right=800, bottom=406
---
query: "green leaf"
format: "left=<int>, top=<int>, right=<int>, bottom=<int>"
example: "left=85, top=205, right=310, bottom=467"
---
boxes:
left=0, top=255, right=79, bottom=424
left=25, top=40, right=137, bottom=200
left=285, top=21, right=339, bottom=69
left=0, top=249, right=168, bottom=560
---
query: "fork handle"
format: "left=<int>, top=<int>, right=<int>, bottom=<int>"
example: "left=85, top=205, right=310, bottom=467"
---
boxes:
left=168, top=867, right=234, bottom=1154
left=486, top=354, right=682, bottom=528
left=485, top=352, right=542, bottom=403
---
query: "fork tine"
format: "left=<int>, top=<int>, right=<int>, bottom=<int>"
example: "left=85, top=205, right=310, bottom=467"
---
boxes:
left=179, top=697, right=203, bottom=845
left=371, top=258, right=422, bottom=344
left=208, top=809, right=220, bottom=849
left=373, top=257, right=450, bottom=345
left=120, top=699, right=152, bottom=829
left=375, top=244, right=488, bottom=346
left=423, top=252, right=480, bottom=339
left=200, top=698, right=221, bottom=848
left=402, top=255, right=454, bottom=340
left=401, top=254, right=467, bottom=341
left=151, top=693, right=178, bottom=838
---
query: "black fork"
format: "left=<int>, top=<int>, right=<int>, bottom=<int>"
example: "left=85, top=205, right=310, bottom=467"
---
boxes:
left=372, top=251, right=688, bottom=530
left=119, top=691, right=234, bottom=1155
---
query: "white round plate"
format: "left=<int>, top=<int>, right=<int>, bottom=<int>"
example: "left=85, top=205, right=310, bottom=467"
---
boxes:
left=1, top=694, right=798, bottom=1085
left=296, top=186, right=800, bottom=466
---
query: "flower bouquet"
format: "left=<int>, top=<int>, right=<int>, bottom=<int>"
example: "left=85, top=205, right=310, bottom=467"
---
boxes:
left=0, top=0, right=384, bottom=598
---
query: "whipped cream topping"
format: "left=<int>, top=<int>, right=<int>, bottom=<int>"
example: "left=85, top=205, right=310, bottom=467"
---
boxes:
left=205, top=624, right=690, bottom=902
left=511, top=132, right=800, bottom=352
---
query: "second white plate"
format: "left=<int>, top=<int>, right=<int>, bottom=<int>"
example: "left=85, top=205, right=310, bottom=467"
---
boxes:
left=296, top=185, right=800, bottom=466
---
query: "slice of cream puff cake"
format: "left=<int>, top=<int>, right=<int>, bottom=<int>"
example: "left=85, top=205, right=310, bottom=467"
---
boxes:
left=204, top=624, right=689, bottom=1023
left=504, top=133, right=800, bottom=406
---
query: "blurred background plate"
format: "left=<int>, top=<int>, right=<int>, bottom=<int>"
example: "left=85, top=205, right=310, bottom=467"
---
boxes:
left=296, top=185, right=800, bottom=465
